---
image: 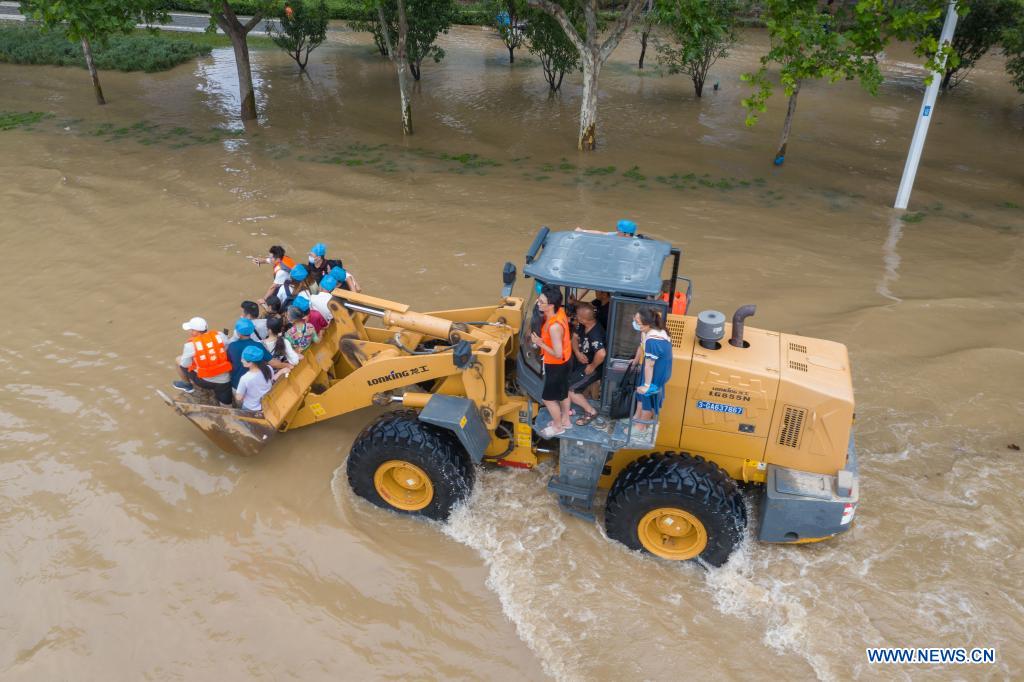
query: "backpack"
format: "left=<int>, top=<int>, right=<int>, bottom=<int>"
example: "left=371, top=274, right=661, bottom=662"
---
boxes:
left=609, top=364, right=641, bottom=420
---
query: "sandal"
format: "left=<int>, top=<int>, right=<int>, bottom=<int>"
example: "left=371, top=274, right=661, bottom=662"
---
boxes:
left=540, top=425, right=566, bottom=439
left=575, top=412, right=599, bottom=427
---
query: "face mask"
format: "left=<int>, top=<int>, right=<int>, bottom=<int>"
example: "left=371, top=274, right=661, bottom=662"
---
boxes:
left=308, top=256, right=316, bottom=264
left=632, top=320, right=642, bottom=331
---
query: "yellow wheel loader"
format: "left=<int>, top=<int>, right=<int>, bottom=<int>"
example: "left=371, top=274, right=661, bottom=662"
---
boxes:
left=164, top=228, right=859, bottom=566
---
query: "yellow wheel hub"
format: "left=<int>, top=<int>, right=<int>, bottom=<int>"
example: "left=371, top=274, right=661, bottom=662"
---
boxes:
left=373, top=460, right=434, bottom=511
left=637, top=507, right=708, bottom=560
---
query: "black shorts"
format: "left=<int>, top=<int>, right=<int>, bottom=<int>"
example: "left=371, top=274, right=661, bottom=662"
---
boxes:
left=188, top=370, right=233, bottom=406
left=542, top=362, right=570, bottom=401
left=569, top=366, right=601, bottom=394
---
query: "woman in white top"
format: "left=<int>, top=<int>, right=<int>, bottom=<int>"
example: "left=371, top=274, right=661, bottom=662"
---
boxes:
left=234, top=345, right=273, bottom=413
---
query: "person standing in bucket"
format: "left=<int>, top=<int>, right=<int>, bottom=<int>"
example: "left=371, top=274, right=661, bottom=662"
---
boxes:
left=173, top=316, right=233, bottom=406
left=530, top=284, right=572, bottom=438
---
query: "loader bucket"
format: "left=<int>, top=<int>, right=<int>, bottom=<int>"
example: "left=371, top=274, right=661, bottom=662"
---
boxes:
left=159, top=390, right=277, bottom=457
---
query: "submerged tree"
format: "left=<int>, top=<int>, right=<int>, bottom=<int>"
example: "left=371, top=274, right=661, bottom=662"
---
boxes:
left=524, top=4, right=581, bottom=90
left=358, top=0, right=455, bottom=80
left=742, top=0, right=956, bottom=165
left=930, top=0, right=1019, bottom=89
left=375, top=0, right=414, bottom=134
left=1005, top=8, right=1024, bottom=94
left=654, top=0, right=739, bottom=97
left=526, top=0, right=648, bottom=150
left=270, top=0, right=329, bottom=72
left=488, top=0, right=527, bottom=63
left=635, top=0, right=654, bottom=69
left=206, top=0, right=278, bottom=121
left=19, top=0, right=167, bottom=105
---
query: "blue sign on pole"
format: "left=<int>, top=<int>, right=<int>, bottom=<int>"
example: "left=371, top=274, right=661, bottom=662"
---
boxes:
left=923, top=105, right=932, bottom=117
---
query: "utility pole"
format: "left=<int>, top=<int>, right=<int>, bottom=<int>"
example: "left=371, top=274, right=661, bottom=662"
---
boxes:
left=894, top=0, right=959, bottom=210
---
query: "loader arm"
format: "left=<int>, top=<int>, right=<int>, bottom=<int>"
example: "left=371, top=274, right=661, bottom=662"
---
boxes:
left=167, top=287, right=524, bottom=456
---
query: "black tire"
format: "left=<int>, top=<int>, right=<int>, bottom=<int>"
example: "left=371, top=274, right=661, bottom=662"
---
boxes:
left=605, top=452, right=747, bottom=567
left=347, top=410, right=474, bottom=521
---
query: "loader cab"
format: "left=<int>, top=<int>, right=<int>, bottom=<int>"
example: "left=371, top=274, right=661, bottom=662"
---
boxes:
left=517, top=229, right=679, bottom=426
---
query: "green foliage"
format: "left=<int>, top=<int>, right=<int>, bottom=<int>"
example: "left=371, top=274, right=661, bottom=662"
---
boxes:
left=740, top=0, right=953, bottom=126
left=19, top=0, right=169, bottom=43
left=0, top=25, right=211, bottom=71
left=353, top=0, right=456, bottom=78
left=486, top=0, right=526, bottom=61
left=523, top=2, right=579, bottom=90
left=923, top=0, right=1021, bottom=88
left=159, top=0, right=491, bottom=24
left=1003, top=4, right=1024, bottom=93
left=653, top=0, right=739, bottom=97
left=270, top=0, right=329, bottom=69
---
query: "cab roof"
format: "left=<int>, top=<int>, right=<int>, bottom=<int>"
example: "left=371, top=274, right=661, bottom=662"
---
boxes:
left=522, top=229, right=674, bottom=298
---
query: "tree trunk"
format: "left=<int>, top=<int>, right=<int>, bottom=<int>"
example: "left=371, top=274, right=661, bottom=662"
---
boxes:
left=226, top=27, right=257, bottom=121
left=638, top=29, right=649, bottom=69
left=693, top=74, right=704, bottom=98
left=409, top=60, right=421, bottom=81
left=508, top=45, right=515, bottom=64
left=941, top=68, right=954, bottom=90
left=774, top=83, right=800, bottom=165
left=578, top=52, right=600, bottom=151
left=80, top=36, right=105, bottom=105
left=379, top=0, right=413, bottom=135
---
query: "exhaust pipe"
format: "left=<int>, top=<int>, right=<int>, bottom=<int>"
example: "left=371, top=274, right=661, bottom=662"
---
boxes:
left=729, top=305, right=756, bottom=348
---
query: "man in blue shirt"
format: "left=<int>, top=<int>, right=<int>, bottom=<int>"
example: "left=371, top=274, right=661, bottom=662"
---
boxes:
left=227, top=318, right=269, bottom=389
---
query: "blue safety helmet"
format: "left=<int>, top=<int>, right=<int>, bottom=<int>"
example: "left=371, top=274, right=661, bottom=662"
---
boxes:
left=292, top=296, right=310, bottom=312
left=329, top=266, right=347, bottom=282
left=290, top=264, right=308, bottom=281
left=235, top=318, right=255, bottom=336
left=320, top=275, right=338, bottom=292
left=617, top=219, right=637, bottom=235
left=310, top=243, right=327, bottom=257
left=241, top=345, right=264, bottom=363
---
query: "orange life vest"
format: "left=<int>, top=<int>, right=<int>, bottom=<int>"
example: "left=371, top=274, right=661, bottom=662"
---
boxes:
left=189, top=331, right=232, bottom=379
left=541, top=308, right=571, bottom=365
left=659, top=292, right=687, bottom=315
left=273, top=255, right=296, bottom=274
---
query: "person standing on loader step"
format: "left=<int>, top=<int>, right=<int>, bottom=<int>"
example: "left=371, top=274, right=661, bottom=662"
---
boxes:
left=227, top=318, right=270, bottom=390
left=568, top=302, right=607, bottom=426
left=173, top=316, right=233, bottom=406
left=257, top=245, right=296, bottom=306
left=633, top=307, right=673, bottom=431
left=234, top=344, right=273, bottom=414
left=530, top=284, right=572, bottom=438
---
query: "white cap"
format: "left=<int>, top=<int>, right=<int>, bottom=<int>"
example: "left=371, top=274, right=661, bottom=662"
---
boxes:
left=182, top=316, right=208, bottom=332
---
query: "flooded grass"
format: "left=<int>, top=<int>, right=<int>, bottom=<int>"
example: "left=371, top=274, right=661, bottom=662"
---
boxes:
left=6, top=108, right=955, bottom=214
left=0, top=110, right=51, bottom=131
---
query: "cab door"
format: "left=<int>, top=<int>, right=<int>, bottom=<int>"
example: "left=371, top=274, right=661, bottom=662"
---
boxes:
left=600, top=295, right=669, bottom=420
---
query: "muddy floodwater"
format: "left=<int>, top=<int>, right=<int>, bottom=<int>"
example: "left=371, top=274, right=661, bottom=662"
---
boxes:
left=1, top=24, right=1023, bottom=681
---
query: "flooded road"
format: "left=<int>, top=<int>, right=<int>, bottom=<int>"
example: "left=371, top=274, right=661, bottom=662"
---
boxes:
left=1, top=25, right=1023, bottom=680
